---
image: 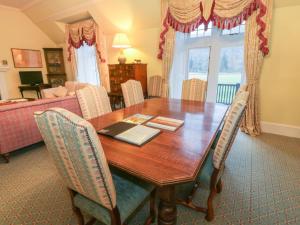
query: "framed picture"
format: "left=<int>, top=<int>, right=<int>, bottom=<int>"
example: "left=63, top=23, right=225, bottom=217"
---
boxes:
left=11, top=48, right=43, bottom=68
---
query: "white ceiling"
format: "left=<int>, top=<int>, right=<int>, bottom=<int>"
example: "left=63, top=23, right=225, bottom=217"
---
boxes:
left=0, top=0, right=299, bottom=44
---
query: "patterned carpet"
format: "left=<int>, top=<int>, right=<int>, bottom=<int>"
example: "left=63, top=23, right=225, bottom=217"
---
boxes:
left=0, top=132, right=299, bottom=225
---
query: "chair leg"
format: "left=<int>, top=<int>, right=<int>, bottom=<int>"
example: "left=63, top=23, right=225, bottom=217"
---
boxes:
left=73, top=206, right=84, bottom=225
left=111, top=207, right=121, bottom=225
left=68, top=189, right=84, bottom=225
left=205, top=188, right=217, bottom=221
left=176, top=182, right=207, bottom=213
left=216, top=179, right=223, bottom=194
left=1, top=153, right=10, bottom=163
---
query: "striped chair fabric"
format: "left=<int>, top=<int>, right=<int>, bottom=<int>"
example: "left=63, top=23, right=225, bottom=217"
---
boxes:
left=181, top=79, right=207, bottom=102
left=34, top=108, right=116, bottom=210
left=121, top=80, right=144, bottom=107
left=76, top=85, right=112, bottom=120
left=213, top=91, right=249, bottom=169
left=148, top=75, right=163, bottom=97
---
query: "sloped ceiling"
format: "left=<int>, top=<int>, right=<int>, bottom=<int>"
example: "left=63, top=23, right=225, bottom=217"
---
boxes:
left=20, top=0, right=160, bottom=44
left=0, top=0, right=299, bottom=44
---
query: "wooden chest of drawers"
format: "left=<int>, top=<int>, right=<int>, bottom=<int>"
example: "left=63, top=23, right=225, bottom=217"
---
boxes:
left=109, top=64, right=147, bottom=95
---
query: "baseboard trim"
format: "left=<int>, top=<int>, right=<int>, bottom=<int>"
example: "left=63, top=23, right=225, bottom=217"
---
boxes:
left=261, top=121, right=300, bottom=138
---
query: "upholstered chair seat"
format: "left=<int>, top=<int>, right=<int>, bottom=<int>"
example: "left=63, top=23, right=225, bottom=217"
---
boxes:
left=74, top=172, right=153, bottom=224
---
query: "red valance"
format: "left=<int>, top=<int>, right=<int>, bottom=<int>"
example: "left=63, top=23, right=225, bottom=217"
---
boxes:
left=66, top=19, right=105, bottom=63
left=158, top=0, right=270, bottom=59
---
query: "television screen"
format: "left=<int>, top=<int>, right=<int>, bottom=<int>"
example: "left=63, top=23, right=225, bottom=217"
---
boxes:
left=19, top=71, right=43, bottom=85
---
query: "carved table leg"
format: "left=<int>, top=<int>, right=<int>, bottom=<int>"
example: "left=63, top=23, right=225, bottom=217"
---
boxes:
left=1, top=153, right=10, bottom=163
left=158, top=185, right=177, bottom=225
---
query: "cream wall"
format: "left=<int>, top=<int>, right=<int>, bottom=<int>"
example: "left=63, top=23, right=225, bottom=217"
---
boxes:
left=0, top=6, right=56, bottom=99
left=106, top=28, right=162, bottom=80
left=260, top=5, right=300, bottom=127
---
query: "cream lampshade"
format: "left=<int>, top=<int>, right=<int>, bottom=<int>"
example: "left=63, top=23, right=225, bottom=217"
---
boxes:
left=112, top=33, right=131, bottom=64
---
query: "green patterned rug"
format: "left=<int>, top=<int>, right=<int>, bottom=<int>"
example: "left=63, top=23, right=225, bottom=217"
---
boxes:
left=0, top=132, right=299, bottom=225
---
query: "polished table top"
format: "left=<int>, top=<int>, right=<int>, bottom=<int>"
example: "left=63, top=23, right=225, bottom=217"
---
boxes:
left=89, top=98, right=228, bottom=186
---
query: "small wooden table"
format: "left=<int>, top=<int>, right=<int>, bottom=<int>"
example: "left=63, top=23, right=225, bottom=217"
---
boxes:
left=89, top=98, right=228, bottom=225
left=18, top=84, right=51, bottom=99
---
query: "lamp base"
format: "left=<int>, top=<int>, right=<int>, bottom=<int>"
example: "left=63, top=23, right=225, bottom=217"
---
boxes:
left=118, top=49, right=127, bottom=64
left=118, top=56, right=126, bottom=64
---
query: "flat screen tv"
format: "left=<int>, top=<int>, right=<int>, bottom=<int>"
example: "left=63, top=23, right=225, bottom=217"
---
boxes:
left=19, top=71, right=43, bottom=85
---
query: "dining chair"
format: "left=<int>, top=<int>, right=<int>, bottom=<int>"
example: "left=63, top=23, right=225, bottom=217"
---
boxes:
left=181, top=79, right=207, bottom=102
left=176, top=91, right=249, bottom=221
left=121, top=80, right=144, bottom=107
left=211, top=85, right=249, bottom=149
left=34, top=108, right=156, bottom=225
left=148, top=75, right=163, bottom=98
left=76, top=85, right=112, bottom=120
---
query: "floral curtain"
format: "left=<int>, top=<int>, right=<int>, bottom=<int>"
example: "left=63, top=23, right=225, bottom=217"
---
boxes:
left=158, top=0, right=273, bottom=135
left=66, top=19, right=110, bottom=91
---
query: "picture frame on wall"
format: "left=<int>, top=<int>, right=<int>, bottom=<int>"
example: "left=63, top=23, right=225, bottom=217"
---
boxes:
left=11, top=48, right=43, bottom=68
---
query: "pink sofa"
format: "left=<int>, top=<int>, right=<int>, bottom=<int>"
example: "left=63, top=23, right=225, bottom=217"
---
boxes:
left=0, top=96, right=82, bottom=163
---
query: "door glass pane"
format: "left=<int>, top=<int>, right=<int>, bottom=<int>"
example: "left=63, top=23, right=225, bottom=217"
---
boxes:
left=217, top=46, right=244, bottom=104
left=188, top=47, right=210, bottom=81
left=190, top=22, right=213, bottom=38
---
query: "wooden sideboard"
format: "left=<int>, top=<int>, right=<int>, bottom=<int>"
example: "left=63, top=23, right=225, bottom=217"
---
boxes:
left=109, top=64, right=147, bottom=95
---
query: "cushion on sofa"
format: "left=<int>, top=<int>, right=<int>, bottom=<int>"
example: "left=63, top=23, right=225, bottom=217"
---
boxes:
left=43, top=90, right=56, bottom=99
left=54, top=86, right=68, bottom=97
left=67, top=91, right=76, bottom=96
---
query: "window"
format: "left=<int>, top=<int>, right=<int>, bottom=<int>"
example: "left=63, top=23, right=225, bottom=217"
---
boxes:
left=222, top=21, right=245, bottom=35
left=75, top=42, right=100, bottom=86
left=188, top=47, right=210, bottom=80
left=170, top=22, right=245, bottom=104
left=190, top=23, right=212, bottom=38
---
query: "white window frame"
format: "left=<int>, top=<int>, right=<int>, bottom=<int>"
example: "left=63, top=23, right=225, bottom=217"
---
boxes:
left=170, top=25, right=245, bottom=102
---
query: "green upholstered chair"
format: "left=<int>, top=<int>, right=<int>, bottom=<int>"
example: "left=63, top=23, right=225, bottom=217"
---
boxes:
left=34, top=108, right=156, bottom=225
left=177, top=91, right=249, bottom=221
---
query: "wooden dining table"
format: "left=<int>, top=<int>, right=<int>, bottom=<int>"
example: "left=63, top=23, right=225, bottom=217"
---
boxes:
left=89, top=98, right=228, bottom=225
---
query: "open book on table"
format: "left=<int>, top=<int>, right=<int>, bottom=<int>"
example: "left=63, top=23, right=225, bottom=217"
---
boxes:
left=97, top=122, right=160, bottom=146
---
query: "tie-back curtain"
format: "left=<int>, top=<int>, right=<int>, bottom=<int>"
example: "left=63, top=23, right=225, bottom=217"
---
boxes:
left=158, top=0, right=273, bottom=136
left=66, top=19, right=110, bottom=92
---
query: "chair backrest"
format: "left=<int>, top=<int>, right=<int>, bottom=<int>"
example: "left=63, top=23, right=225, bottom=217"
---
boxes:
left=76, top=85, right=112, bottom=120
left=121, top=80, right=144, bottom=107
left=181, top=79, right=207, bottom=101
left=34, top=108, right=116, bottom=210
left=148, top=75, right=163, bottom=97
left=213, top=91, right=249, bottom=170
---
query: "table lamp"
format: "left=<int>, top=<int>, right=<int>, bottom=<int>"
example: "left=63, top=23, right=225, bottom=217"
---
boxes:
left=112, top=33, right=131, bottom=64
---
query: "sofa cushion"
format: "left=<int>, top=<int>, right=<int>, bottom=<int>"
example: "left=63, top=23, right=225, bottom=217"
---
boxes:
left=43, top=90, right=56, bottom=99
left=54, top=86, right=68, bottom=97
left=67, top=91, right=76, bottom=96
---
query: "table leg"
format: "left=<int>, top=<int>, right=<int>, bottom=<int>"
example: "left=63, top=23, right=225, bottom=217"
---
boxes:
left=158, top=185, right=177, bottom=225
left=37, top=90, right=40, bottom=99
left=20, top=90, right=24, bottom=98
